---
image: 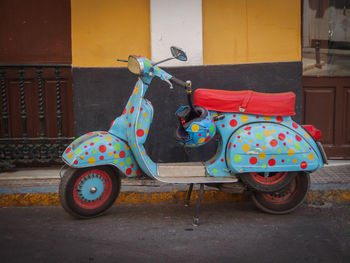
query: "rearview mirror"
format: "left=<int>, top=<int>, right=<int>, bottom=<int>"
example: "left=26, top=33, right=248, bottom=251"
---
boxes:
left=170, top=46, right=187, bottom=61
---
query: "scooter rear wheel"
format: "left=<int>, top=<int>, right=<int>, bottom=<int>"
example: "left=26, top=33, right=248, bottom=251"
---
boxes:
left=251, top=172, right=310, bottom=215
left=59, top=166, right=121, bottom=218
left=240, top=171, right=296, bottom=193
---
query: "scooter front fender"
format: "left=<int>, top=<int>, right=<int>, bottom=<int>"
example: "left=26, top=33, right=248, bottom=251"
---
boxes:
left=62, top=131, right=140, bottom=177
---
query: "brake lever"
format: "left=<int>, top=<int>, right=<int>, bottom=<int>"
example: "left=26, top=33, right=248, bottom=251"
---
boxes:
left=116, top=59, right=128, bottom=62
left=164, top=79, right=174, bottom=89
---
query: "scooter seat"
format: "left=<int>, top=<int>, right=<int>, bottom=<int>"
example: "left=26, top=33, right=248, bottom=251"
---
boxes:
left=193, top=89, right=295, bottom=116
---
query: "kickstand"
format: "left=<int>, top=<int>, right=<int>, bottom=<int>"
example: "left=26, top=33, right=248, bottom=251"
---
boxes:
left=185, top=183, right=194, bottom=207
left=193, top=184, right=204, bottom=227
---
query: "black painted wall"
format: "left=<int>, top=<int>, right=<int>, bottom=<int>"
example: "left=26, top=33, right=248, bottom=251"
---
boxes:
left=73, top=62, right=302, bottom=162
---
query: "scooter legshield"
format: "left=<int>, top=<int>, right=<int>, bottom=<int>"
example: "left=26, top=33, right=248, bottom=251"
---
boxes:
left=62, top=131, right=140, bottom=177
left=226, top=123, right=323, bottom=173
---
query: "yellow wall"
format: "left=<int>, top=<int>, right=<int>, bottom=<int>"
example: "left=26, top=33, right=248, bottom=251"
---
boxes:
left=71, top=0, right=301, bottom=67
left=202, top=0, right=301, bottom=65
left=71, top=0, right=150, bottom=67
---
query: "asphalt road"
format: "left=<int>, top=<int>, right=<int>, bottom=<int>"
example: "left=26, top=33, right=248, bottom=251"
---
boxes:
left=1, top=202, right=349, bottom=263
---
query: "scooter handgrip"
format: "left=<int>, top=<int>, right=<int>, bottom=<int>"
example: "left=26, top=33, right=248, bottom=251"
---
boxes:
left=170, top=77, right=186, bottom=88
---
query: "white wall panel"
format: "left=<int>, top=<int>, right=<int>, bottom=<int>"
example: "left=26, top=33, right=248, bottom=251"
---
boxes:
left=150, top=0, right=203, bottom=66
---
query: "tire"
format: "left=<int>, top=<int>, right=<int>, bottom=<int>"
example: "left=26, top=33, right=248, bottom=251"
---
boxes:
left=59, top=166, right=121, bottom=218
left=240, top=171, right=296, bottom=193
left=251, top=172, right=310, bottom=215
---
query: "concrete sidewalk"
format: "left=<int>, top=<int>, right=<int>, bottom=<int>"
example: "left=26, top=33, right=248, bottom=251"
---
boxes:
left=0, top=161, right=349, bottom=206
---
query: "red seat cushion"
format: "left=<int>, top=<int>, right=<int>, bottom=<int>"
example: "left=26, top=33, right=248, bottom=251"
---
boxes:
left=193, top=89, right=296, bottom=116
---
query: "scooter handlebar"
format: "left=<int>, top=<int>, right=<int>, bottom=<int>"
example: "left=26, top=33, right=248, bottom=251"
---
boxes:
left=170, top=77, right=186, bottom=88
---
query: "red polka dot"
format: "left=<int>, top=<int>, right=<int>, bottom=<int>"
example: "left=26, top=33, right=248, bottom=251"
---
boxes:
left=262, top=126, right=266, bottom=129
left=300, top=161, right=308, bottom=169
left=130, top=106, right=134, bottom=113
left=114, top=151, right=116, bottom=154
left=140, top=107, right=143, bottom=111
left=136, top=169, right=140, bottom=176
left=250, top=157, right=258, bottom=165
left=126, top=168, right=132, bottom=175
left=122, top=108, right=126, bottom=115
left=119, top=151, right=126, bottom=158
left=244, top=126, right=251, bottom=131
left=292, top=122, right=299, bottom=129
left=295, top=135, right=302, bottom=141
left=137, top=129, right=144, bottom=137
left=101, top=132, right=108, bottom=135
left=198, top=133, right=201, bottom=136
left=233, top=144, right=236, bottom=148
left=283, top=142, right=287, bottom=146
left=205, top=136, right=211, bottom=142
left=233, top=114, right=236, bottom=117
left=99, top=145, right=107, bottom=153
left=221, top=158, right=224, bottom=162
left=90, top=143, right=94, bottom=146
left=230, top=119, right=237, bottom=127
left=131, top=164, right=134, bottom=168
left=85, top=152, right=89, bottom=155
left=110, top=120, right=115, bottom=128
left=222, top=124, right=225, bottom=128
left=248, top=132, right=251, bottom=135
left=270, top=139, right=278, bottom=147
left=256, top=144, right=259, bottom=146
left=276, top=116, right=283, bottom=123
left=99, top=156, right=104, bottom=160
left=228, top=142, right=232, bottom=149
left=286, top=131, right=289, bottom=134
left=84, top=145, right=87, bottom=148
left=278, top=133, right=286, bottom=141
left=281, top=159, right=285, bottom=163
left=74, top=160, right=78, bottom=165
left=128, top=123, right=131, bottom=128
left=268, top=159, right=276, bottom=166
left=65, top=147, right=71, bottom=154
left=237, top=136, right=240, bottom=139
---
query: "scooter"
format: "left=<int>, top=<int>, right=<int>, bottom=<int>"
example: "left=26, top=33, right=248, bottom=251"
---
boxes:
left=59, top=47, right=327, bottom=225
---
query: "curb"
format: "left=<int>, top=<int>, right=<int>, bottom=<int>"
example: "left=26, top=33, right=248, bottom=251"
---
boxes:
left=1, top=163, right=349, bottom=207
left=1, top=187, right=349, bottom=207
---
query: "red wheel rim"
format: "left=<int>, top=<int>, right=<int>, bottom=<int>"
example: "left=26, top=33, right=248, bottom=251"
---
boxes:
left=249, top=172, right=288, bottom=185
left=261, top=176, right=300, bottom=205
left=73, top=169, right=113, bottom=210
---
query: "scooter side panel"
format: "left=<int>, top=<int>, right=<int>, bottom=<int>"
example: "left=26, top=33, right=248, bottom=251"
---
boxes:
left=205, top=111, right=252, bottom=177
left=62, top=131, right=140, bottom=177
left=226, top=123, right=323, bottom=173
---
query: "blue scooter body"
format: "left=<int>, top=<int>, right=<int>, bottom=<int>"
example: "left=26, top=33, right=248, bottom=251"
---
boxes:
left=62, top=56, right=325, bottom=179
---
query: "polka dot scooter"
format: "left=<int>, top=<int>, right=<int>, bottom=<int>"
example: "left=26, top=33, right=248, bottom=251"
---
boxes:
left=59, top=47, right=327, bottom=225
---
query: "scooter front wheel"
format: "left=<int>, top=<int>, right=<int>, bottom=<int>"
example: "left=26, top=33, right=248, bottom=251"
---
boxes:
left=59, top=166, right=121, bottom=218
left=251, top=172, right=310, bottom=215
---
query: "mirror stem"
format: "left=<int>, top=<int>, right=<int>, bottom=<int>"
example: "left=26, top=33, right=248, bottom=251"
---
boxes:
left=153, top=57, right=175, bottom=66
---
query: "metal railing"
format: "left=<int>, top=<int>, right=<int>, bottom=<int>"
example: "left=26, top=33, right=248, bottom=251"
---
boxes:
left=0, top=64, right=74, bottom=170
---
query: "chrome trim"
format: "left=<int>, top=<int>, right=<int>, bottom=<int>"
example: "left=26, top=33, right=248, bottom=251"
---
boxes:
left=128, top=55, right=144, bottom=75
left=317, top=142, right=328, bottom=165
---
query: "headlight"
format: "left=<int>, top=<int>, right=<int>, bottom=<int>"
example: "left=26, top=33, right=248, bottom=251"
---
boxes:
left=128, top=55, right=144, bottom=75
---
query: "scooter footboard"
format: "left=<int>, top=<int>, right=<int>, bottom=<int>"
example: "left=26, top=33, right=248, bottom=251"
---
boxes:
left=62, top=131, right=140, bottom=177
left=226, top=123, right=323, bottom=173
